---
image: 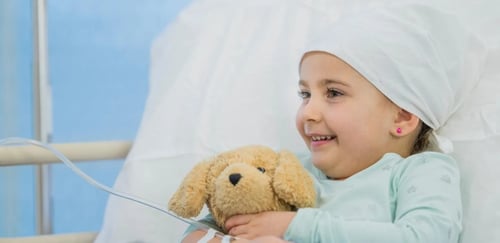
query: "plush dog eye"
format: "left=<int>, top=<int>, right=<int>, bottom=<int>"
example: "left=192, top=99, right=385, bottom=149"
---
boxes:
left=257, top=167, right=266, bottom=173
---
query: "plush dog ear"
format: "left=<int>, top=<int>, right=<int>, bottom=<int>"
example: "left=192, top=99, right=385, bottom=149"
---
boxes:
left=272, top=150, right=316, bottom=208
left=168, top=160, right=211, bottom=218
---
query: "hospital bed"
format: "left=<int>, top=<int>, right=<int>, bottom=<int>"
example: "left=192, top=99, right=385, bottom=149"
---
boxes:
left=1, top=0, right=499, bottom=243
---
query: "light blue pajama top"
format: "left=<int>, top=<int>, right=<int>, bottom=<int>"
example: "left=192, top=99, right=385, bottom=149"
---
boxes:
left=285, top=152, right=462, bottom=243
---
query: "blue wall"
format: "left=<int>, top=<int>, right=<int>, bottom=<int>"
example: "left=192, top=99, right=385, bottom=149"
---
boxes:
left=0, top=0, right=36, bottom=236
left=0, top=0, right=192, bottom=236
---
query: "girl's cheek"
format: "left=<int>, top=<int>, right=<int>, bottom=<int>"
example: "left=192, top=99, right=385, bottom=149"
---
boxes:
left=295, top=108, right=304, bottom=130
left=295, top=118, right=301, bottom=134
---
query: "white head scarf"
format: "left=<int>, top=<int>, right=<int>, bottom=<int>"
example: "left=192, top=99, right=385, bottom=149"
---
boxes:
left=300, top=2, right=488, bottom=153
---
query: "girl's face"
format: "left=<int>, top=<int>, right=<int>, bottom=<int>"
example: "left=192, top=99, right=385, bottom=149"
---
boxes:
left=296, top=52, right=399, bottom=180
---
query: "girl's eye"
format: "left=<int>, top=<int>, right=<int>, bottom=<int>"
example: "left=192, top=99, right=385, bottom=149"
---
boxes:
left=326, top=88, right=343, bottom=98
left=297, top=90, right=310, bottom=99
left=257, top=167, right=266, bottom=173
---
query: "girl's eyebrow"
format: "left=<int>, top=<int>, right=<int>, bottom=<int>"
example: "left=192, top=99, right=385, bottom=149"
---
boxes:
left=322, top=79, right=350, bottom=87
left=298, top=79, right=350, bottom=87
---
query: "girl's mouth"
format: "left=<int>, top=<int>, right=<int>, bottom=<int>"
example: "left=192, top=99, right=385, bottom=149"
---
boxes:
left=310, top=135, right=336, bottom=148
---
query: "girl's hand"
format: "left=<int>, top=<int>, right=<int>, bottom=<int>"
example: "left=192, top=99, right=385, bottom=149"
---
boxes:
left=225, top=211, right=296, bottom=240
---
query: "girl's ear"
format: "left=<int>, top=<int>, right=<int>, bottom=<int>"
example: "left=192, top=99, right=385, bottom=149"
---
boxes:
left=391, top=109, right=420, bottom=137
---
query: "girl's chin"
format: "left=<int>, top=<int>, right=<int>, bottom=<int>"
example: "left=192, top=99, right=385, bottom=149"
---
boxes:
left=311, top=157, right=331, bottom=171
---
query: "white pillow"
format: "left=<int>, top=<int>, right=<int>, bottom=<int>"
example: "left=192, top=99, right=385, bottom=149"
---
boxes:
left=95, top=0, right=500, bottom=243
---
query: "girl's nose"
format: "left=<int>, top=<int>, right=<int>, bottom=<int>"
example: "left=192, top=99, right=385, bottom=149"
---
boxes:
left=301, top=99, right=322, bottom=122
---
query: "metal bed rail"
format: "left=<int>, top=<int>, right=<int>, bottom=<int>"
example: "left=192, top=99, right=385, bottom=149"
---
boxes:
left=0, top=141, right=132, bottom=166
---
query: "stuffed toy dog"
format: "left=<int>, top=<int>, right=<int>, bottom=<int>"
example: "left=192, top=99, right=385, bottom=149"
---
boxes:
left=168, top=145, right=316, bottom=232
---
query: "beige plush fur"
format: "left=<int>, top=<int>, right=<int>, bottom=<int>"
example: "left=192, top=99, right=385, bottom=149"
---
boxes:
left=168, top=145, right=316, bottom=232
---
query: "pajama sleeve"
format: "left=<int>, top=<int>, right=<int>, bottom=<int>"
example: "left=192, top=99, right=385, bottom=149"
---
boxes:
left=284, top=153, right=462, bottom=243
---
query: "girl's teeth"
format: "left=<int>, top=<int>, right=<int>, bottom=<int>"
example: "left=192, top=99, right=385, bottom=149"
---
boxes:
left=312, top=136, right=334, bottom=141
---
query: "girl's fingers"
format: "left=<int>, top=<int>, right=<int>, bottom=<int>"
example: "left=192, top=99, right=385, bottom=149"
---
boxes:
left=229, top=225, right=248, bottom=237
left=225, top=214, right=254, bottom=230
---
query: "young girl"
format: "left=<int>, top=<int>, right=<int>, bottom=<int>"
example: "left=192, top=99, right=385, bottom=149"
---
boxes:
left=183, top=2, right=485, bottom=243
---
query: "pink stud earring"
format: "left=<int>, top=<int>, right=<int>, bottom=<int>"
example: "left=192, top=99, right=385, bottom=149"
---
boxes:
left=396, top=127, right=402, bottom=134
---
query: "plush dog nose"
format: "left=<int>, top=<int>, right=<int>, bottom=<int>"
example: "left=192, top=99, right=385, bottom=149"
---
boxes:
left=229, top=173, right=242, bottom=185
